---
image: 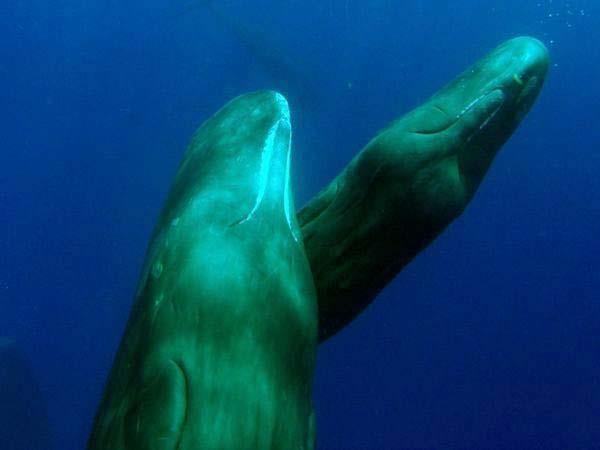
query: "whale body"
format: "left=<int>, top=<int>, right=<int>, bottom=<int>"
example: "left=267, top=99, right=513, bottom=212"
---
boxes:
left=88, top=92, right=317, bottom=450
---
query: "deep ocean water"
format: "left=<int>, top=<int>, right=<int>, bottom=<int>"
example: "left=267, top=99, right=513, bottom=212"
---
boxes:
left=1, top=1, right=599, bottom=448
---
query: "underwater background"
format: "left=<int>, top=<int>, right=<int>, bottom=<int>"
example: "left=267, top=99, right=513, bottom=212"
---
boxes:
left=1, top=0, right=599, bottom=449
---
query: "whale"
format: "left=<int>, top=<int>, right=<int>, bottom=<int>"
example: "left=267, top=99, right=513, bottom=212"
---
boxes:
left=88, top=92, right=317, bottom=449
left=89, top=37, right=548, bottom=448
left=299, top=37, right=550, bottom=340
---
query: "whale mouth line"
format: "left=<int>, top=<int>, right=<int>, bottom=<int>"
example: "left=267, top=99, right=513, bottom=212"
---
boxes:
left=464, top=96, right=506, bottom=144
left=412, top=88, right=506, bottom=137
left=457, top=88, right=505, bottom=121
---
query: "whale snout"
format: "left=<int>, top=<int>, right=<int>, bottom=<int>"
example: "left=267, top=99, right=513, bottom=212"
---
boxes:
left=490, top=37, right=549, bottom=110
left=451, top=36, right=549, bottom=129
left=498, top=36, right=549, bottom=83
left=449, top=36, right=549, bottom=193
left=404, top=36, right=549, bottom=144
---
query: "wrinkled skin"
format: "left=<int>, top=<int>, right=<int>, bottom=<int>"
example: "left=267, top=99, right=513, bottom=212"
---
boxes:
left=300, top=37, right=550, bottom=340
left=89, top=37, right=549, bottom=449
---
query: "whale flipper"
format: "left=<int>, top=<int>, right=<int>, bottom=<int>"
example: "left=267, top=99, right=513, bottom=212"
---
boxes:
left=299, top=37, right=550, bottom=341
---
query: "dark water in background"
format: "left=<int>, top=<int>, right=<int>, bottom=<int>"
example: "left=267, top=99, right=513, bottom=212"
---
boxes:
left=1, top=0, right=599, bottom=448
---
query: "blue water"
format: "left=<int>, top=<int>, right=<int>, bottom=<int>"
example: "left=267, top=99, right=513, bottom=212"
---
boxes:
left=1, top=1, right=599, bottom=449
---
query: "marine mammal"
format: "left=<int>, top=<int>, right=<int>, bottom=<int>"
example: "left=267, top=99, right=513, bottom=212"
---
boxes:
left=299, top=37, right=550, bottom=340
left=88, top=92, right=317, bottom=449
left=89, top=36, right=549, bottom=448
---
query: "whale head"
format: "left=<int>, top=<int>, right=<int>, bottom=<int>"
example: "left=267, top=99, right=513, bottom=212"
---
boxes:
left=298, top=36, right=550, bottom=341
left=433, top=36, right=550, bottom=194
left=357, top=36, right=550, bottom=224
